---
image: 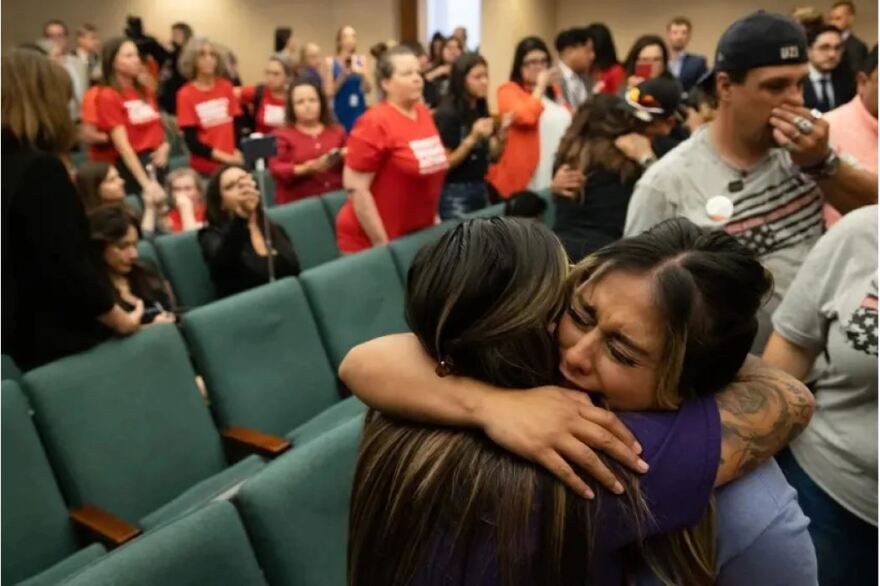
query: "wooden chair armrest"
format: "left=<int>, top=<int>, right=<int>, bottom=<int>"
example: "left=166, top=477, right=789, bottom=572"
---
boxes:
left=222, top=427, right=292, bottom=457
left=70, top=505, right=141, bottom=547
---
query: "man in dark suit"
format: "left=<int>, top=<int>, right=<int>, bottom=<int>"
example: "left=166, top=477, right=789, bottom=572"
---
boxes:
left=804, top=24, right=856, bottom=112
left=666, top=16, right=708, bottom=92
left=828, top=1, right=869, bottom=74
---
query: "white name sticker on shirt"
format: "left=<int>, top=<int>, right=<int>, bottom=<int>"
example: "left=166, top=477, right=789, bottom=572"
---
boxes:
left=195, top=98, right=232, bottom=128
left=262, top=104, right=286, bottom=127
left=124, top=99, right=160, bottom=125
left=409, top=136, right=449, bottom=175
left=705, top=195, right=734, bottom=223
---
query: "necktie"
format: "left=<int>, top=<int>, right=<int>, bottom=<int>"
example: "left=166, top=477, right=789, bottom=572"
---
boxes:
left=818, top=77, right=833, bottom=112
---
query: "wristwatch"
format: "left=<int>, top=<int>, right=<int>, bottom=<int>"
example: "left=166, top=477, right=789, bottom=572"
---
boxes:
left=800, top=149, right=840, bottom=181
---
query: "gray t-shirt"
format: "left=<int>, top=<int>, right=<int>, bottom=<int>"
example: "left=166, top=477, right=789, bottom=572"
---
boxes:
left=773, top=204, right=878, bottom=525
left=625, top=126, right=824, bottom=311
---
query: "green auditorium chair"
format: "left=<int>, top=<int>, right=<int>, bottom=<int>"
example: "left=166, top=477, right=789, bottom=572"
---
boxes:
left=123, top=195, right=143, bottom=217
left=320, top=190, right=348, bottom=228
left=21, top=324, right=266, bottom=533
left=154, top=231, right=217, bottom=309
left=2, top=381, right=107, bottom=586
left=388, top=220, right=459, bottom=284
left=60, top=501, right=267, bottom=586
left=299, top=246, right=408, bottom=369
left=266, top=198, right=340, bottom=270
left=237, top=415, right=363, bottom=586
left=135, top=239, right=163, bottom=275
left=182, top=277, right=365, bottom=446
left=2, top=354, right=22, bottom=382
left=466, top=203, right=506, bottom=218
left=536, top=187, right=556, bottom=228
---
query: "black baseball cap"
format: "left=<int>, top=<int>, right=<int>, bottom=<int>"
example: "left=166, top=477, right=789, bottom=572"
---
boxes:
left=623, top=76, right=685, bottom=122
left=715, top=11, right=808, bottom=71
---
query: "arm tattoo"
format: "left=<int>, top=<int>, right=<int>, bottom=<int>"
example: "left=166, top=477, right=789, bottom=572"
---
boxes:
left=716, top=357, right=815, bottom=482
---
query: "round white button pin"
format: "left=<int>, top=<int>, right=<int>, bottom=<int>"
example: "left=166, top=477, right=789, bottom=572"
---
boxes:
left=705, top=195, right=734, bottom=223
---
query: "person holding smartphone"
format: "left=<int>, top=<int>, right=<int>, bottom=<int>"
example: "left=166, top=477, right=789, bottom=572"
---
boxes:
left=323, top=25, right=372, bottom=132
left=622, top=35, right=672, bottom=90
left=89, top=205, right=176, bottom=325
left=269, top=78, right=347, bottom=205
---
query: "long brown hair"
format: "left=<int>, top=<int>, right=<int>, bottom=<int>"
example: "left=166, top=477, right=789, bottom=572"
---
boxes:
left=2, top=47, right=76, bottom=155
left=555, top=94, right=647, bottom=197
left=349, top=219, right=648, bottom=586
left=101, top=37, right=147, bottom=97
left=76, top=160, right=114, bottom=211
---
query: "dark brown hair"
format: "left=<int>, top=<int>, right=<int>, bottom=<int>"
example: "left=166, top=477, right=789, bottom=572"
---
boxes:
left=284, top=77, right=336, bottom=127
left=622, top=35, right=670, bottom=78
left=555, top=94, right=647, bottom=193
left=76, top=160, right=114, bottom=211
left=101, top=36, right=147, bottom=97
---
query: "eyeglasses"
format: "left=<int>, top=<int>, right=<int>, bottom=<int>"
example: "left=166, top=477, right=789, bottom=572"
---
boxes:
left=523, top=57, right=550, bottom=67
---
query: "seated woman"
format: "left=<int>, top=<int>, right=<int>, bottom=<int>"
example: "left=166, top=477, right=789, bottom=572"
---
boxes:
left=164, top=167, right=206, bottom=232
left=198, top=164, right=300, bottom=298
left=346, top=218, right=817, bottom=585
left=88, top=205, right=175, bottom=325
left=76, top=160, right=127, bottom=211
left=269, top=78, right=346, bottom=205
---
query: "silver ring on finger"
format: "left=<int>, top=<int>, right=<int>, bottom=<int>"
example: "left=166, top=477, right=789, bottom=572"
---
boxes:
left=808, top=108, right=824, bottom=121
left=793, top=116, right=814, bottom=135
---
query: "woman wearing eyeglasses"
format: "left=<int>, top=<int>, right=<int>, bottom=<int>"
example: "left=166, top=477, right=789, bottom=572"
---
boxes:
left=486, top=37, right=572, bottom=198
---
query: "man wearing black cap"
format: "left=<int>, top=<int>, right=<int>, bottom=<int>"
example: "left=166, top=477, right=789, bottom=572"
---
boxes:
left=624, top=11, right=877, bottom=349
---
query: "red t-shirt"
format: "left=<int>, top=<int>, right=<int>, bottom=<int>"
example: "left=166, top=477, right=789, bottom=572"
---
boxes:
left=166, top=204, right=207, bottom=233
left=96, top=86, right=165, bottom=160
left=269, top=125, right=347, bottom=205
left=176, top=79, right=242, bottom=175
left=240, top=85, right=288, bottom=135
left=81, top=86, right=116, bottom=163
left=336, top=102, right=449, bottom=252
left=597, top=64, right=626, bottom=95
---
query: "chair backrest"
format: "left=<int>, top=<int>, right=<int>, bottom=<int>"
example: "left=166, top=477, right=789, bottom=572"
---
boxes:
left=62, top=501, right=267, bottom=586
left=124, top=195, right=143, bottom=218
left=22, top=324, right=228, bottom=523
left=299, top=247, right=408, bottom=369
left=388, top=221, right=458, bottom=284
left=2, top=353, right=22, bottom=382
left=237, top=416, right=363, bottom=586
left=1, top=381, right=82, bottom=584
left=154, top=231, right=217, bottom=309
left=182, top=278, right=340, bottom=436
left=267, top=198, right=339, bottom=270
left=536, top=187, right=556, bottom=228
left=136, top=240, right=163, bottom=276
left=320, top=190, right=348, bottom=228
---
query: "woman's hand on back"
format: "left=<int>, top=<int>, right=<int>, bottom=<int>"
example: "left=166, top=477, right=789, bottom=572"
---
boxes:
left=477, top=386, right=648, bottom=498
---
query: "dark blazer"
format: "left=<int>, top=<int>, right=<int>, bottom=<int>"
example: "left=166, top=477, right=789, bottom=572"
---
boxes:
left=803, top=68, right=857, bottom=113
left=676, top=53, right=709, bottom=92
left=1, top=138, right=116, bottom=370
left=843, top=33, right=869, bottom=75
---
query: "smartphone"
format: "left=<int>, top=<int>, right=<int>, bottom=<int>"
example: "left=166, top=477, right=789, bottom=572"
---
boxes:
left=240, top=134, right=278, bottom=166
left=326, top=148, right=342, bottom=166
left=635, top=63, right=653, bottom=80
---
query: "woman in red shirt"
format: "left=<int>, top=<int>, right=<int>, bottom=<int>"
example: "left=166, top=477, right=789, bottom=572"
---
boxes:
left=176, top=37, right=244, bottom=177
left=336, top=46, right=449, bottom=253
left=586, top=23, right=625, bottom=95
left=237, top=56, right=292, bottom=136
left=269, top=78, right=346, bottom=205
left=165, top=167, right=206, bottom=232
left=96, top=37, right=168, bottom=201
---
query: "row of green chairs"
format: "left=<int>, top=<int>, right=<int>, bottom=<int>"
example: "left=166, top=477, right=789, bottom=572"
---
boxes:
left=62, top=416, right=362, bottom=586
left=151, top=189, right=347, bottom=309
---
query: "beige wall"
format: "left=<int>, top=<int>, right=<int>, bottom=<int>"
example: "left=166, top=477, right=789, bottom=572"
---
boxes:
left=2, top=0, right=399, bottom=84
left=555, top=0, right=877, bottom=67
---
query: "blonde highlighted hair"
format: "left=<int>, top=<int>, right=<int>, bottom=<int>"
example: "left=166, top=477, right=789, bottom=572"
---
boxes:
left=2, top=48, right=76, bottom=155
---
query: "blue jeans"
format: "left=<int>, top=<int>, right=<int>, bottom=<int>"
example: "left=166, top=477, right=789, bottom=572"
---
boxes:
left=438, top=181, right=489, bottom=220
left=776, top=448, right=878, bottom=586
